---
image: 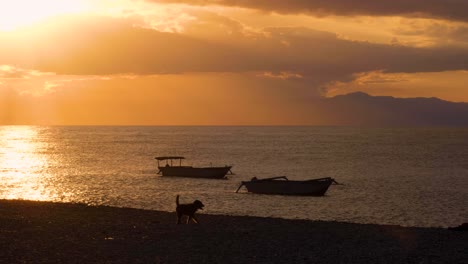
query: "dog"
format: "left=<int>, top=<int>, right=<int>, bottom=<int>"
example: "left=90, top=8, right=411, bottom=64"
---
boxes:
left=175, top=195, right=204, bottom=224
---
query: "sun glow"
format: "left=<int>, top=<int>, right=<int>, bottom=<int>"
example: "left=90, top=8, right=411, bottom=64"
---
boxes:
left=0, top=0, right=89, bottom=31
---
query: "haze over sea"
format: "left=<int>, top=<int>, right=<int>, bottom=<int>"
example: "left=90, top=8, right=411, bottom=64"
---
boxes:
left=1, top=126, right=467, bottom=228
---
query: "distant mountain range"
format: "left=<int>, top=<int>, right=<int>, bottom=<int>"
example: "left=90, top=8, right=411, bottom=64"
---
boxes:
left=315, top=92, right=468, bottom=126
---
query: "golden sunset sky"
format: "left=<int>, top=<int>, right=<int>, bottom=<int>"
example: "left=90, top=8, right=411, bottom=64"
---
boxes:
left=1, top=0, right=468, bottom=125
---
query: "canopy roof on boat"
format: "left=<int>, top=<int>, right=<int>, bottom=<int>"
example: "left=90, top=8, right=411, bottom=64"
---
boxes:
left=155, top=156, right=185, bottom=161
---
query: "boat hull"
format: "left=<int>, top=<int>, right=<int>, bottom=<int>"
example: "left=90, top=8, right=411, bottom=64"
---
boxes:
left=242, top=178, right=333, bottom=196
left=159, top=166, right=232, bottom=179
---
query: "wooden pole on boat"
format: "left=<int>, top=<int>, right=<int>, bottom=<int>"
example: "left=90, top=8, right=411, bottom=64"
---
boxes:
left=332, top=179, right=341, bottom=185
left=235, top=183, right=244, bottom=193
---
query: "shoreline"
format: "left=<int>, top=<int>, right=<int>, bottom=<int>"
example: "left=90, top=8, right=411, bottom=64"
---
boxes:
left=1, top=199, right=466, bottom=263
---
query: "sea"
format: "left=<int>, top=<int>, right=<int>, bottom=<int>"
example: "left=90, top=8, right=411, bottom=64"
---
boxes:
left=0, top=126, right=467, bottom=228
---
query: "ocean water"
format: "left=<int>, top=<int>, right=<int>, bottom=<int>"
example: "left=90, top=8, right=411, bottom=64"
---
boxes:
left=0, top=126, right=467, bottom=228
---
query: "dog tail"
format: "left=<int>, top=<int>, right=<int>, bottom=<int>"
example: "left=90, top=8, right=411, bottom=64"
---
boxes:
left=176, top=195, right=180, bottom=206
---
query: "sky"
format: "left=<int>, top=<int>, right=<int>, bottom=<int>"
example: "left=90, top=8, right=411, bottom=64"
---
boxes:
left=1, top=0, right=468, bottom=125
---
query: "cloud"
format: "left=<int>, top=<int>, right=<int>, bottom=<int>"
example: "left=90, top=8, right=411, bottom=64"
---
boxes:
left=259, top=71, right=303, bottom=80
left=0, top=65, right=54, bottom=79
left=326, top=70, right=468, bottom=102
left=392, top=18, right=468, bottom=47
left=0, top=64, right=113, bottom=96
left=150, top=0, right=468, bottom=22
left=1, top=15, right=468, bottom=88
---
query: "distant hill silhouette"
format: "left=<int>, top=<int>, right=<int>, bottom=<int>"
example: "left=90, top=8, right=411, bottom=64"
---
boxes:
left=315, top=92, right=468, bottom=126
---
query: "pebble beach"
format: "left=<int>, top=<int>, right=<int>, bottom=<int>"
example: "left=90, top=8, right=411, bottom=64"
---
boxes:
left=0, top=200, right=466, bottom=263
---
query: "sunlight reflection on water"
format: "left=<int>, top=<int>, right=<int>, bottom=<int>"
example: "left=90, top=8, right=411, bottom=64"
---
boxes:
left=0, top=126, right=58, bottom=201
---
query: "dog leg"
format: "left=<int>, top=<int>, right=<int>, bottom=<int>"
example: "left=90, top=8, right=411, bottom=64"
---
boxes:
left=177, top=212, right=182, bottom=224
left=190, top=215, right=199, bottom=224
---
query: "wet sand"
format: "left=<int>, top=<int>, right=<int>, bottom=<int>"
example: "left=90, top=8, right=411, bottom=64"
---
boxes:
left=0, top=200, right=466, bottom=263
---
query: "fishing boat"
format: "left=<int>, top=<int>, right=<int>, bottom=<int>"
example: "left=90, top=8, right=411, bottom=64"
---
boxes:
left=235, top=176, right=338, bottom=196
left=155, top=156, right=233, bottom=179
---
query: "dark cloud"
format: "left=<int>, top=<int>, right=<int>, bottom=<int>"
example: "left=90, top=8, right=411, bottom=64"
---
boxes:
left=151, top=0, right=468, bottom=22
left=1, top=15, right=467, bottom=84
